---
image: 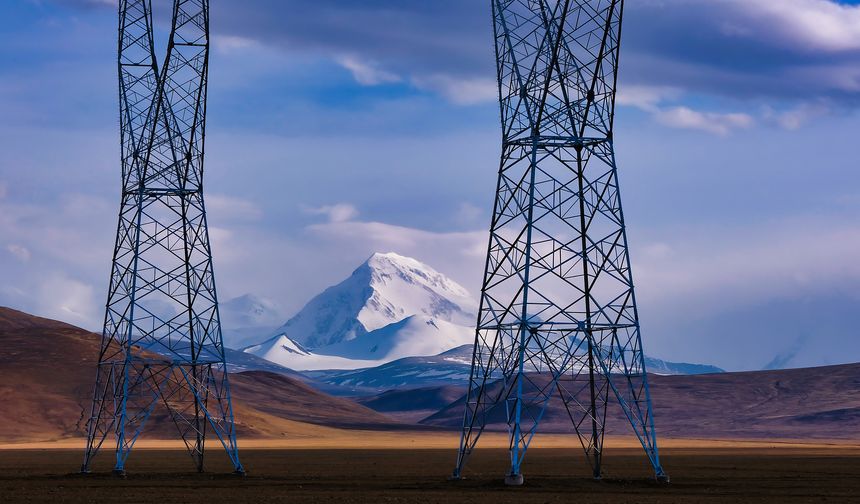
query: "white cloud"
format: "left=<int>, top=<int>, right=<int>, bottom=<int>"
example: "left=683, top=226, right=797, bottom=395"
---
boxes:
left=455, top=202, right=484, bottom=225
left=616, top=85, right=681, bottom=113
left=212, top=35, right=260, bottom=54
left=63, top=0, right=116, bottom=7
left=206, top=194, right=264, bottom=222
left=412, top=74, right=498, bottom=105
left=37, top=273, right=99, bottom=327
left=336, top=56, right=401, bottom=86
left=654, top=106, right=754, bottom=135
left=634, top=217, right=860, bottom=316
left=617, top=86, right=756, bottom=135
left=308, top=220, right=480, bottom=252
left=60, top=192, right=113, bottom=219
left=640, top=242, right=674, bottom=261
left=761, top=102, right=831, bottom=130
left=0, top=193, right=112, bottom=271
left=624, top=0, right=860, bottom=100
left=629, top=215, right=860, bottom=369
left=732, top=0, right=860, bottom=53
left=199, top=213, right=488, bottom=318
left=302, top=203, right=359, bottom=223
left=0, top=189, right=114, bottom=329
left=305, top=219, right=487, bottom=291
left=6, top=244, right=31, bottom=262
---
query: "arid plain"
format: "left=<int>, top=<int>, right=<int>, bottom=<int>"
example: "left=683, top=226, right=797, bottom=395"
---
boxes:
left=2, top=443, right=860, bottom=503
left=3, top=306, right=860, bottom=502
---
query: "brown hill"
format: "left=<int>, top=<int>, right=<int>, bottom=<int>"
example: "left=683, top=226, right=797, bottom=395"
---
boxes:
left=4, top=305, right=859, bottom=444
left=418, top=365, right=860, bottom=440
left=0, top=306, right=398, bottom=443
left=648, top=365, right=860, bottom=439
left=357, top=384, right=466, bottom=423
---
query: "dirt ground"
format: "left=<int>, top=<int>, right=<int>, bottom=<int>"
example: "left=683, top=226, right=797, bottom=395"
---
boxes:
left=1, top=442, right=859, bottom=503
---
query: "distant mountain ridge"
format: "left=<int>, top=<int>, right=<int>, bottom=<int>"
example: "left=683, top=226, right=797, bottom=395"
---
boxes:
left=415, top=364, right=860, bottom=440
left=309, top=344, right=725, bottom=396
left=244, top=252, right=725, bottom=379
left=305, top=345, right=476, bottom=395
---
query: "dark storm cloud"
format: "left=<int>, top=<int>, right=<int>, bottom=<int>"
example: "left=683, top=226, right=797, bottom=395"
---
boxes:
left=216, top=0, right=491, bottom=75
left=623, top=0, right=860, bottom=102
left=48, top=0, right=860, bottom=103
left=215, top=0, right=860, bottom=103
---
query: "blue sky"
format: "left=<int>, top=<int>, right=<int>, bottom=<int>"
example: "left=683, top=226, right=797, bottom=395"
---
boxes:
left=1, top=0, right=859, bottom=370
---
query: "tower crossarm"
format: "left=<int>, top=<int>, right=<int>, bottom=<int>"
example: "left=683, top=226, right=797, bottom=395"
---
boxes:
left=506, top=134, right=610, bottom=148
left=495, top=0, right=622, bottom=145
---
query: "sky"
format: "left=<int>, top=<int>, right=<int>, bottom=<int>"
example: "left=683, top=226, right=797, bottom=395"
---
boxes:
left=1, top=0, right=859, bottom=371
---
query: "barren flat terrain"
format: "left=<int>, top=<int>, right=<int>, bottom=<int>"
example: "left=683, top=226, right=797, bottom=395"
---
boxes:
left=1, top=433, right=856, bottom=451
left=1, top=442, right=859, bottom=503
left=3, top=308, right=860, bottom=502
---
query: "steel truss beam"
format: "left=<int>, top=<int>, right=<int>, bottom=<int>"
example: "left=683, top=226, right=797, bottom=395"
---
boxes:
left=81, top=0, right=243, bottom=475
left=453, top=0, right=667, bottom=484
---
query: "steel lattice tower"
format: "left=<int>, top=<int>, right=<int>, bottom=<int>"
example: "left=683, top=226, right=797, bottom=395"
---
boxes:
left=81, top=0, right=243, bottom=475
left=453, top=0, right=667, bottom=484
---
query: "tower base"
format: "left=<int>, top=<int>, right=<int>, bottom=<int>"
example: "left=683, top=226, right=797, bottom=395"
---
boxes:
left=504, top=473, right=524, bottom=486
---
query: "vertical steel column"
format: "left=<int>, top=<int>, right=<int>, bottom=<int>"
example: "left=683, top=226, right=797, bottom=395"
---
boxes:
left=81, top=0, right=244, bottom=475
left=454, top=0, right=668, bottom=484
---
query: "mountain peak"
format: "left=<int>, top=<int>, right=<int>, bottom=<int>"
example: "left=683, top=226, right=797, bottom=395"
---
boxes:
left=252, top=253, right=477, bottom=351
left=363, top=252, right=422, bottom=275
left=359, top=252, right=471, bottom=300
left=368, top=251, right=406, bottom=261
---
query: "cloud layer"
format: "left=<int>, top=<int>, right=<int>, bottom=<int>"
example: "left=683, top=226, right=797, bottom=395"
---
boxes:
left=2, top=1, right=859, bottom=371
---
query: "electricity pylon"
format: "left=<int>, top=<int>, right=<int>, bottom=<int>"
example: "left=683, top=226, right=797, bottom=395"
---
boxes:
left=81, top=0, right=243, bottom=475
left=453, top=0, right=667, bottom=485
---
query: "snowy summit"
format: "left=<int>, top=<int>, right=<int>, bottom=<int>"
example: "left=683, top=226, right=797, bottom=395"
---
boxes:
left=243, top=252, right=478, bottom=370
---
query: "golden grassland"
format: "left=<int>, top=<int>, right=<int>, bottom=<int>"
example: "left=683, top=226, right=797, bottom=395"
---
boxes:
left=3, top=427, right=859, bottom=452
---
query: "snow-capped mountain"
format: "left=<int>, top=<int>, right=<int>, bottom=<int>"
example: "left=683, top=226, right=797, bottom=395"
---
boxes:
left=320, top=315, right=473, bottom=361
left=243, top=333, right=378, bottom=371
left=243, top=252, right=477, bottom=370
left=644, top=356, right=723, bottom=375
left=270, top=252, right=476, bottom=350
left=219, top=293, right=284, bottom=349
